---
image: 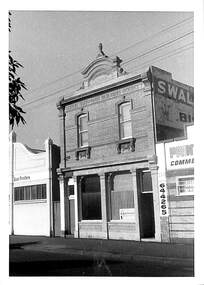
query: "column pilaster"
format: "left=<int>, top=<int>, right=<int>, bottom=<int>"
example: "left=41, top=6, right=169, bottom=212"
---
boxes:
left=73, top=176, right=79, bottom=238
left=131, top=168, right=140, bottom=241
left=99, top=173, right=108, bottom=239
left=59, top=173, right=66, bottom=237
left=149, top=162, right=161, bottom=242
left=57, top=98, right=66, bottom=168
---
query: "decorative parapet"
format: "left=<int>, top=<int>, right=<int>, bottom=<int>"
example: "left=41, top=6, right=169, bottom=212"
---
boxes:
left=80, top=43, right=127, bottom=89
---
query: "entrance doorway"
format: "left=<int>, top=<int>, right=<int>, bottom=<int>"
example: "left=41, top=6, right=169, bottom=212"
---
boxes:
left=67, top=179, right=75, bottom=235
left=138, top=170, right=155, bottom=239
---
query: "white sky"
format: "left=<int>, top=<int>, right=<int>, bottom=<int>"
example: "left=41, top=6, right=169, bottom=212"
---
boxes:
left=9, top=10, right=194, bottom=148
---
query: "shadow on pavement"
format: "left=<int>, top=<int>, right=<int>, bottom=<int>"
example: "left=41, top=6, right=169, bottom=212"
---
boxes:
left=9, top=258, right=122, bottom=276
left=10, top=241, right=39, bottom=250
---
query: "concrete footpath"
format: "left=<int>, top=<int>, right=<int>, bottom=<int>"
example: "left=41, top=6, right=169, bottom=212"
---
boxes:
left=9, top=235, right=194, bottom=265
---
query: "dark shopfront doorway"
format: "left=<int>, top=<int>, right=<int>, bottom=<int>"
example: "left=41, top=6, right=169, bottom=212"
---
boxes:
left=66, top=184, right=75, bottom=235
left=138, top=170, right=155, bottom=239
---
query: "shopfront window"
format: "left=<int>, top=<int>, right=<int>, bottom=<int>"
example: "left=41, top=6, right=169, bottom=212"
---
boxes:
left=14, top=184, right=47, bottom=201
left=177, top=176, right=194, bottom=195
left=81, top=175, right=102, bottom=220
left=110, top=171, right=134, bottom=220
left=119, top=102, right=132, bottom=139
left=78, top=114, right=88, bottom=148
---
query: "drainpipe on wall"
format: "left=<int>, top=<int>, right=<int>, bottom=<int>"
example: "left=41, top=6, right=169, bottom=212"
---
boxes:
left=45, top=137, right=54, bottom=237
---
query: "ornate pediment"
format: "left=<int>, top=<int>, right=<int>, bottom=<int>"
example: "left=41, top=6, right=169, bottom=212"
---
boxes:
left=80, top=43, right=126, bottom=89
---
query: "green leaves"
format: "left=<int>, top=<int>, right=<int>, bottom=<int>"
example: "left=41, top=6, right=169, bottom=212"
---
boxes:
left=9, top=51, right=27, bottom=129
left=9, top=11, right=27, bottom=129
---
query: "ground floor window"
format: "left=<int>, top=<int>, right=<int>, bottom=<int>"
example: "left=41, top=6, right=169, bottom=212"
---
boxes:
left=110, top=171, right=134, bottom=220
left=14, top=184, right=46, bottom=201
left=177, top=176, right=194, bottom=195
left=81, top=175, right=102, bottom=220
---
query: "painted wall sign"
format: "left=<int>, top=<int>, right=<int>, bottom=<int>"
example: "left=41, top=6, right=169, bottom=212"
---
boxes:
left=165, top=142, right=194, bottom=170
left=154, top=78, right=194, bottom=106
left=119, top=208, right=135, bottom=221
left=14, top=176, right=31, bottom=182
left=151, top=67, right=194, bottom=131
left=66, top=83, right=143, bottom=111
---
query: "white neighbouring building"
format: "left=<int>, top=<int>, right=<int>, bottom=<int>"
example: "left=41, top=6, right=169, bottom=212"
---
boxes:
left=156, top=124, right=194, bottom=243
left=9, top=132, right=60, bottom=237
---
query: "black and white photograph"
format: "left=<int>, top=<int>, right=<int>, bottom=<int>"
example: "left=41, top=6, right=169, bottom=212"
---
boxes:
left=3, top=0, right=204, bottom=283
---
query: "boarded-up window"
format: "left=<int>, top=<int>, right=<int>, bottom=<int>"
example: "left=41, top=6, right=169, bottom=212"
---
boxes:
left=81, top=175, right=102, bottom=220
left=111, top=172, right=134, bottom=220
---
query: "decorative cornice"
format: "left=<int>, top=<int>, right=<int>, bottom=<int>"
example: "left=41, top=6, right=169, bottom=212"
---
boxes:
left=59, top=73, right=142, bottom=107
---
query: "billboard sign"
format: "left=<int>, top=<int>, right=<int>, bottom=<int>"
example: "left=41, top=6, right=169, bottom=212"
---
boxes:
left=151, top=67, right=194, bottom=130
left=165, top=140, right=194, bottom=170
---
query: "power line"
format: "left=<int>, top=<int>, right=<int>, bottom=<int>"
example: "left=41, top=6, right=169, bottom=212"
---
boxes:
left=28, top=70, right=82, bottom=94
left=127, top=43, right=193, bottom=74
left=122, top=31, right=193, bottom=66
left=21, top=82, right=81, bottom=107
left=27, top=16, right=193, bottom=95
left=22, top=41, right=193, bottom=109
left=110, top=16, right=193, bottom=57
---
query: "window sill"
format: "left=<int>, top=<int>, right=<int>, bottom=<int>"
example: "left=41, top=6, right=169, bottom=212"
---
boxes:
left=75, top=146, right=91, bottom=160
left=176, top=193, right=194, bottom=196
left=79, top=220, right=102, bottom=223
left=116, top=137, right=136, bottom=154
left=108, top=220, right=136, bottom=223
left=14, top=199, right=47, bottom=205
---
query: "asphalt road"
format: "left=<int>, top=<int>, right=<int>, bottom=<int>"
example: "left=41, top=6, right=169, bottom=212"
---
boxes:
left=10, top=247, right=194, bottom=277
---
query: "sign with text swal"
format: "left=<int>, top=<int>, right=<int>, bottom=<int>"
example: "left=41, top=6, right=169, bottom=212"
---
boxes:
left=151, top=67, right=194, bottom=131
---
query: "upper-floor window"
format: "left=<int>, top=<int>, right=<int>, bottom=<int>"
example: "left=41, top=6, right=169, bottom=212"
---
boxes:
left=78, top=114, right=88, bottom=148
left=177, top=176, right=194, bottom=195
left=119, top=102, right=132, bottom=139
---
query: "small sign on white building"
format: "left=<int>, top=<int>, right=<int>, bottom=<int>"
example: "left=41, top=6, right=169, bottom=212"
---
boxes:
left=119, top=208, right=135, bottom=221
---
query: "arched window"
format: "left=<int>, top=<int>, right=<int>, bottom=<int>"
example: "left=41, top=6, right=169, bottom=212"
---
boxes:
left=119, top=102, right=132, bottom=139
left=78, top=114, right=88, bottom=148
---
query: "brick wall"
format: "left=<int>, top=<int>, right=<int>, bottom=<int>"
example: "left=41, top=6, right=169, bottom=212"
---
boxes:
left=63, top=81, right=155, bottom=169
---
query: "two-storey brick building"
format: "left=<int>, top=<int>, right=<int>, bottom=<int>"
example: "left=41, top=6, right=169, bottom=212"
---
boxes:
left=57, top=44, right=194, bottom=242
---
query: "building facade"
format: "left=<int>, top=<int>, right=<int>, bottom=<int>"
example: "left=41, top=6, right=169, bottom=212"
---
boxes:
left=9, top=132, right=60, bottom=236
left=156, top=125, right=194, bottom=243
left=57, top=44, right=194, bottom=242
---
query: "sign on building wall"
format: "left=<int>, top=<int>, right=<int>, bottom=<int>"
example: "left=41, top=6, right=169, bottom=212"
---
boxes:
left=151, top=66, right=194, bottom=132
left=156, top=143, right=169, bottom=217
left=165, top=141, right=194, bottom=170
left=119, top=208, right=135, bottom=221
left=158, top=181, right=169, bottom=216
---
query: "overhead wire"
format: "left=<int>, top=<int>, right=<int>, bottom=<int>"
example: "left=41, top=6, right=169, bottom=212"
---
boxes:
left=109, top=15, right=193, bottom=57
left=122, top=31, right=193, bottom=66
left=21, top=26, right=194, bottom=108
left=127, top=43, right=193, bottom=74
left=27, top=16, right=193, bottom=95
left=22, top=41, right=194, bottom=109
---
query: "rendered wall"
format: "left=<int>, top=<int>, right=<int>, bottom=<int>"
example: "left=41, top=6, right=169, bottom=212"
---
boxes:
left=13, top=201, right=50, bottom=236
